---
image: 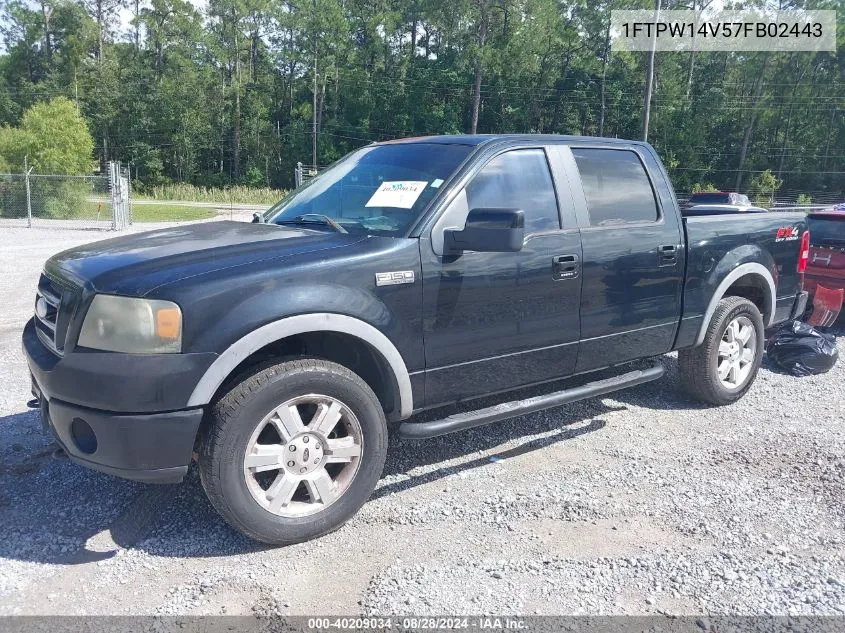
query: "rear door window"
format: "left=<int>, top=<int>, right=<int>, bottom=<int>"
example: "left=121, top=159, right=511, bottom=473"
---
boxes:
left=571, top=148, right=659, bottom=227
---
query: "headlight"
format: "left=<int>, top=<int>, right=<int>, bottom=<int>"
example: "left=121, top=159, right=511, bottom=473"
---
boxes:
left=78, top=295, right=182, bottom=353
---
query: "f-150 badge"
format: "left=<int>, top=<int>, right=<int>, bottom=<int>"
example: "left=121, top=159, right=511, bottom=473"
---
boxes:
left=375, top=271, right=415, bottom=286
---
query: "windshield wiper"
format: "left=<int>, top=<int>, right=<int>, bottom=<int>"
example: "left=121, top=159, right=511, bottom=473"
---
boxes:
left=276, top=214, right=348, bottom=234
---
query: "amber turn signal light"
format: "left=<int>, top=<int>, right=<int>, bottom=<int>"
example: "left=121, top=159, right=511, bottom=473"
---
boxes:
left=155, top=307, right=182, bottom=340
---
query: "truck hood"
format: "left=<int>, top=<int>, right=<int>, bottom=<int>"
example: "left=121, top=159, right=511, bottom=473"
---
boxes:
left=45, top=220, right=365, bottom=296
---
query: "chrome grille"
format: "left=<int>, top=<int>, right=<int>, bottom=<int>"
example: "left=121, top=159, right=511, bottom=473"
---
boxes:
left=34, top=274, right=78, bottom=356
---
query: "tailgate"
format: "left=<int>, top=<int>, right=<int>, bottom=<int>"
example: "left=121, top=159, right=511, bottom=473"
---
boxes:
left=806, top=215, right=845, bottom=276
left=807, top=245, right=845, bottom=275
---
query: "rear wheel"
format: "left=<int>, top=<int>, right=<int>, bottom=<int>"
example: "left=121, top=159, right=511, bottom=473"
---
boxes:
left=679, top=296, right=764, bottom=406
left=199, top=358, right=387, bottom=545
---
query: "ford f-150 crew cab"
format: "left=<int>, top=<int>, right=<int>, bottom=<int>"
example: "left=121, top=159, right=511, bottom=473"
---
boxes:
left=23, top=134, right=810, bottom=544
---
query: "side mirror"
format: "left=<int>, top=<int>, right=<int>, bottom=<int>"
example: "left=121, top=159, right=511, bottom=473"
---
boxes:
left=251, top=212, right=264, bottom=224
left=444, top=208, right=525, bottom=253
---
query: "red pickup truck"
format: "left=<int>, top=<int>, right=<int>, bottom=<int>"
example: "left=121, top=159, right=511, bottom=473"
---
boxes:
left=804, top=205, right=845, bottom=324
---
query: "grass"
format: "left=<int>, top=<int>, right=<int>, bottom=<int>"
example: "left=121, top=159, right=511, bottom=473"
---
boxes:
left=131, top=203, right=216, bottom=222
left=24, top=201, right=215, bottom=222
left=30, top=200, right=113, bottom=221
left=136, top=183, right=286, bottom=205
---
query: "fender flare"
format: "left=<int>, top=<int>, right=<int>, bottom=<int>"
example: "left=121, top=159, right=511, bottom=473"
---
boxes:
left=695, top=262, right=776, bottom=346
left=187, top=313, right=414, bottom=418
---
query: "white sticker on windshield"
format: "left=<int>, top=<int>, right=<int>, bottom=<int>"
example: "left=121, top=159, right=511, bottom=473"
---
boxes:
left=431, top=179, right=444, bottom=188
left=365, top=181, right=428, bottom=209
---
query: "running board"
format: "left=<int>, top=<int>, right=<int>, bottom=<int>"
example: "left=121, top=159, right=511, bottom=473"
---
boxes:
left=397, top=361, right=665, bottom=440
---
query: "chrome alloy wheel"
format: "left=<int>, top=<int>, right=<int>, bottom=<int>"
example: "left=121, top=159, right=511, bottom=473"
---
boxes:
left=243, top=394, right=363, bottom=517
left=717, top=315, right=756, bottom=389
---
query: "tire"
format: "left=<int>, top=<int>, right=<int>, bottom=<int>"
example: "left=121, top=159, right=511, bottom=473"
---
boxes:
left=679, top=296, right=764, bottom=406
left=199, top=358, right=388, bottom=545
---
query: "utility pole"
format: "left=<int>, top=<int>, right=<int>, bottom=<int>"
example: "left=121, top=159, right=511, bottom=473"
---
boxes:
left=642, top=0, right=660, bottom=142
left=312, top=0, right=318, bottom=168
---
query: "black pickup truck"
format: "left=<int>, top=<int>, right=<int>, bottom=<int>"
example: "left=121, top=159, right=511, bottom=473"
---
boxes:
left=23, top=135, right=810, bottom=544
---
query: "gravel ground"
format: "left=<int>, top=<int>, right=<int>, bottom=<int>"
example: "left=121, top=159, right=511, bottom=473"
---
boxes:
left=1, top=224, right=843, bottom=617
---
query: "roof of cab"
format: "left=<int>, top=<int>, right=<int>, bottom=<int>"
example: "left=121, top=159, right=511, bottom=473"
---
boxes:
left=376, top=134, right=649, bottom=148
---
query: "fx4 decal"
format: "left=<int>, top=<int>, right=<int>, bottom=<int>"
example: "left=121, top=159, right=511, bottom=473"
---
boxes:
left=775, top=226, right=800, bottom=242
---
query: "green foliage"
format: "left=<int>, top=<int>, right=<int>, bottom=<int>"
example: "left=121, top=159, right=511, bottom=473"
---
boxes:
left=748, top=169, right=783, bottom=206
left=0, top=176, right=26, bottom=217
left=796, top=193, right=813, bottom=205
left=0, top=0, right=841, bottom=201
left=749, top=169, right=783, bottom=194
left=131, top=203, right=217, bottom=222
left=135, top=182, right=285, bottom=204
left=0, top=126, right=27, bottom=171
left=21, top=98, right=94, bottom=174
left=27, top=177, right=90, bottom=218
left=40, top=181, right=90, bottom=218
left=244, top=166, right=265, bottom=188
left=692, top=182, right=719, bottom=193
left=0, top=98, right=94, bottom=174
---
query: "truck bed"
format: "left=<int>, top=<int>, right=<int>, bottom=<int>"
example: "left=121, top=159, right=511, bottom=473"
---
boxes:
left=675, top=212, right=808, bottom=349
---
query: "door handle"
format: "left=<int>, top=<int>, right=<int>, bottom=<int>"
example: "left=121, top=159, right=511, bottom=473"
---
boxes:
left=553, top=254, right=579, bottom=280
left=658, top=244, right=678, bottom=267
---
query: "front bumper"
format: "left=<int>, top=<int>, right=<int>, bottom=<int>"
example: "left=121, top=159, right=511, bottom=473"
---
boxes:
left=35, top=389, right=202, bottom=483
left=23, top=318, right=209, bottom=483
left=23, top=318, right=217, bottom=412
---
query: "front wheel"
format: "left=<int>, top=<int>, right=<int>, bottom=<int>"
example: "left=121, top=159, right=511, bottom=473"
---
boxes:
left=679, top=296, right=764, bottom=406
left=199, top=358, right=388, bottom=545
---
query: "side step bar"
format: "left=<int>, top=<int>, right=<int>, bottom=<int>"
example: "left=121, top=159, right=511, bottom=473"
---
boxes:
left=397, top=361, right=664, bottom=440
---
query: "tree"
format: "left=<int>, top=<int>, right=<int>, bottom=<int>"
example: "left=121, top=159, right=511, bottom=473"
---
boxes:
left=748, top=169, right=783, bottom=207
left=80, top=0, right=126, bottom=62
left=0, top=0, right=840, bottom=198
left=15, top=97, right=94, bottom=173
left=0, top=125, right=28, bottom=170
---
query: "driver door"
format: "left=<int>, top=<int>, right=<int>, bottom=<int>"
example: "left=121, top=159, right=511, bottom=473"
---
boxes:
left=419, top=146, right=582, bottom=407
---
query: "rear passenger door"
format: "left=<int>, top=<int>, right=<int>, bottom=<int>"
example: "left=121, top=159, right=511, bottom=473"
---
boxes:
left=557, top=145, right=684, bottom=371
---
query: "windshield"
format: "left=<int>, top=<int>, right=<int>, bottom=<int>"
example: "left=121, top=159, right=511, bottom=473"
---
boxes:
left=265, top=143, right=474, bottom=236
left=808, top=216, right=845, bottom=246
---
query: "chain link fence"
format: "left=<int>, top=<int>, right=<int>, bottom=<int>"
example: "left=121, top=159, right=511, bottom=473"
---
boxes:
left=108, top=161, right=132, bottom=228
left=676, top=190, right=843, bottom=208
left=0, top=162, right=132, bottom=230
left=294, top=162, right=326, bottom=188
